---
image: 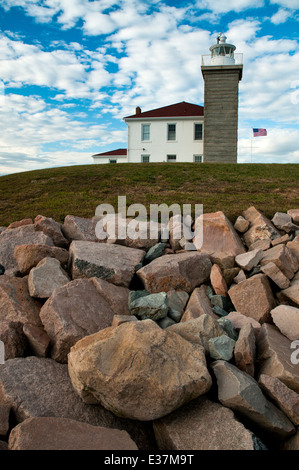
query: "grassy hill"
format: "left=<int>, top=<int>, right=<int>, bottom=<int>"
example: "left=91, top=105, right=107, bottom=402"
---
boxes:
left=0, top=163, right=298, bottom=226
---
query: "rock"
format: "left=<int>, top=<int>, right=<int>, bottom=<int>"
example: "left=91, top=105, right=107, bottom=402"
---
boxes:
left=211, top=360, right=295, bottom=440
left=271, top=212, right=299, bottom=233
left=217, top=317, right=238, bottom=340
left=210, top=294, right=234, bottom=312
left=69, top=241, right=145, bottom=287
left=39, top=279, right=118, bottom=363
left=260, top=262, right=290, bottom=290
left=168, top=214, right=193, bottom=251
left=282, top=429, right=299, bottom=450
left=225, top=311, right=261, bottom=338
left=22, top=324, right=51, bottom=357
left=234, top=216, right=250, bottom=233
left=137, top=252, right=212, bottom=294
left=193, top=211, right=246, bottom=257
left=92, top=277, right=130, bottom=316
left=235, top=249, right=264, bottom=271
left=209, top=252, right=236, bottom=269
left=234, top=323, right=256, bottom=377
left=288, top=209, right=299, bottom=224
left=129, top=292, right=168, bottom=321
left=256, top=323, right=299, bottom=393
left=222, top=267, right=240, bottom=286
left=258, top=375, right=299, bottom=426
left=248, top=239, right=271, bottom=251
left=210, top=264, right=228, bottom=296
left=280, top=284, right=299, bottom=307
left=153, top=396, right=256, bottom=450
left=28, top=257, right=70, bottom=299
left=232, top=269, right=247, bottom=284
left=208, top=336, right=236, bottom=361
left=242, top=206, right=281, bottom=247
left=212, top=306, right=229, bottom=317
left=228, top=274, right=276, bottom=323
left=14, top=244, right=69, bottom=275
left=270, top=305, right=299, bottom=341
left=62, top=215, right=98, bottom=242
left=271, top=234, right=290, bottom=246
left=0, top=225, right=54, bottom=274
left=181, top=285, right=217, bottom=321
left=112, top=315, right=138, bottom=327
left=8, top=417, right=138, bottom=450
left=166, top=290, right=189, bottom=322
left=286, top=240, right=299, bottom=265
left=68, top=320, right=212, bottom=421
left=144, top=243, right=166, bottom=264
left=0, top=321, right=28, bottom=360
left=0, top=356, right=152, bottom=450
left=260, top=244, right=297, bottom=280
left=157, top=316, right=176, bottom=329
left=34, top=215, right=69, bottom=248
left=7, top=219, right=33, bottom=229
left=0, top=404, right=10, bottom=438
left=168, top=314, right=225, bottom=352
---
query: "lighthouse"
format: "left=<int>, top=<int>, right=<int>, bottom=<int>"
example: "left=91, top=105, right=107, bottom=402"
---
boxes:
left=201, top=33, right=243, bottom=163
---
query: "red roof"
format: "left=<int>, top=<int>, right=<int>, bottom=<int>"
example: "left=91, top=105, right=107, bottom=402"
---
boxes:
left=92, top=148, right=127, bottom=157
left=124, top=101, right=204, bottom=119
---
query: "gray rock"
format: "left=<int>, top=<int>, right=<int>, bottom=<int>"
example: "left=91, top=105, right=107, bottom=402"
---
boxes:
left=157, top=316, right=176, bottom=329
left=217, top=317, right=238, bottom=340
left=235, top=249, right=264, bottom=271
left=208, top=336, right=236, bottom=361
left=211, top=360, right=296, bottom=440
left=62, top=215, right=98, bottom=242
left=144, top=243, right=166, bottom=264
left=271, top=212, right=299, bottom=233
left=129, top=292, right=169, bottom=321
left=28, top=257, right=70, bottom=299
left=167, top=290, right=189, bottom=322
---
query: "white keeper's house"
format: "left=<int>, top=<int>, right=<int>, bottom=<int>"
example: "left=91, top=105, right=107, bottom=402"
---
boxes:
left=92, top=33, right=243, bottom=165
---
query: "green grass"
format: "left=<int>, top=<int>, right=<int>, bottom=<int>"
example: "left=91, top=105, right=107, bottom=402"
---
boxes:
left=0, top=163, right=298, bottom=226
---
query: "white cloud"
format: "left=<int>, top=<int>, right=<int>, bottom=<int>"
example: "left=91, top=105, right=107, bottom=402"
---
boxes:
left=271, top=8, right=291, bottom=23
left=196, top=0, right=264, bottom=14
left=270, top=0, right=299, bottom=8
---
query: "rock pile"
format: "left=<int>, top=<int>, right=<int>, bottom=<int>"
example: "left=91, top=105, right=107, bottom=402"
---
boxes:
left=0, top=208, right=298, bottom=451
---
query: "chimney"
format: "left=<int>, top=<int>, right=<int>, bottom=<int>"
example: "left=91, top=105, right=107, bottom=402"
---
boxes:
left=136, top=106, right=141, bottom=115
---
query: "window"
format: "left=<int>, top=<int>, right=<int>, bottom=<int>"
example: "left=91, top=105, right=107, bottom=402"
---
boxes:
left=141, top=124, right=150, bottom=141
left=194, top=123, right=203, bottom=140
left=167, top=155, right=177, bottom=162
left=194, top=155, right=202, bottom=163
left=109, top=159, right=117, bottom=164
left=167, top=124, right=176, bottom=141
left=141, top=155, right=150, bottom=163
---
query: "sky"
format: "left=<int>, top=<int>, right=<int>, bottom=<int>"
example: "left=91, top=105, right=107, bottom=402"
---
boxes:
left=0, top=0, right=299, bottom=175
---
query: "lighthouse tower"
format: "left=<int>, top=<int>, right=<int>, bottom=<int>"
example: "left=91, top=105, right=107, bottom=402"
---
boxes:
left=201, top=33, right=243, bottom=163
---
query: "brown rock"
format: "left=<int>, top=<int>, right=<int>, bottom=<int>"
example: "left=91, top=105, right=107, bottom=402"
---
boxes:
left=256, top=323, right=299, bottom=393
left=68, top=320, right=212, bottom=421
left=235, top=249, right=264, bottom=271
left=258, top=375, right=299, bottom=426
left=111, top=315, right=138, bottom=327
left=0, top=356, right=152, bottom=450
left=181, top=285, right=217, bottom=321
left=0, top=404, right=10, bottom=438
left=248, top=239, right=271, bottom=251
left=14, top=244, right=69, bottom=275
left=0, top=321, right=28, bottom=360
left=8, top=417, right=138, bottom=450
left=232, top=269, right=247, bottom=284
left=222, top=267, right=241, bottom=286
left=282, top=429, right=299, bottom=450
left=7, top=219, right=33, bottom=229
left=270, top=305, right=299, bottom=341
left=0, top=225, right=54, bottom=274
left=210, top=264, right=228, bottom=296
left=288, top=209, right=299, bottom=224
left=234, top=215, right=250, bottom=233
left=228, top=274, right=276, bottom=323
left=260, top=262, right=290, bottom=290
left=209, top=252, right=236, bottom=269
left=39, top=278, right=117, bottom=363
left=70, top=241, right=145, bottom=287
left=225, top=311, right=261, bottom=338
left=34, top=215, right=68, bottom=248
left=260, top=244, right=297, bottom=280
left=234, top=323, right=256, bottom=376
left=153, top=396, right=255, bottom=450
left=62, top=215, right=98, bottom=242
left=280, top=284, right=299, bottom=307
left=242, top=206, right=281, bottom=247
left=28, top=257, right=70, bottom=299
left=271, top=234, right=290, bottom=246
left=22, top=324, right=51, bottom=357
left=92, top=277, right=130, bottom=316
left=193, top=211, right=246, bottom=257
left=286, top=241, right=299, bottom=265
left=137, top=252, right=212, bottom=294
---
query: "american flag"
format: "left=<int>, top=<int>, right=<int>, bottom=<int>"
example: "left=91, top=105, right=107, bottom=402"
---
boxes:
left=253, top=128, right=267, bottom=137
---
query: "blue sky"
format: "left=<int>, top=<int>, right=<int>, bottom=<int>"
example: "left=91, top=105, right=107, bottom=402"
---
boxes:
left=0, top=0, right=299, bottom=174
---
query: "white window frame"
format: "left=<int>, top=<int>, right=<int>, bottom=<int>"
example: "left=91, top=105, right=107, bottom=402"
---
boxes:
left=141, top=124, right=151, bottom=141
left=167, top=123, right=176, bottom=141
left=167, top=154, right=177, bottom=162
left=141, top=154, right=150, bottom=163
left=194, top=155, right=202, bottom=163
left=194, top=123, right=203, bottom=141
left=109, top=159, right=117, bottom=164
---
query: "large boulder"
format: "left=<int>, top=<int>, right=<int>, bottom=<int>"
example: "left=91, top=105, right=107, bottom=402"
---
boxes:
left=137, top=252, right=212, bottom=294
left=34, top=215, right=68, bottom=248
left=181, top=285, right=217, bottom=321
left=69, top=241, right=145, bottom=287
left=14, top=244, right=69, bottom=275
left=242, top=206, right=281, bottom=247
left=8, top=417, right=138, bottom=450
left=68, top=320, right=212, bottom=421
left=39, top=278, right=128, bottom=363
left=153, top=396, right=257, bottom=450
left=211, top=360, right=295, bottom=440
left=193, top=211, right=246, bottom=257
left=260, top=244, right=298, bottom=280
left=62, top=215, right=98, bottom=242
left=270, top=305, right=299, bottom=341
left=0, top=225, right=54, bottom=274
left=28, top=257, right=70, bottom=299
